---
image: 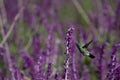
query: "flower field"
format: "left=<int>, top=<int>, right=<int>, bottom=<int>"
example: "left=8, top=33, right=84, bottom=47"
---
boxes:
left=0, top=0, right=120, bottom=80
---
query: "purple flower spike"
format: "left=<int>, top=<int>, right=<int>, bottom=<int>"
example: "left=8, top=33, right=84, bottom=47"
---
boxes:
left=81, top=66, right=91, bottom=80
left=114, top=1, right=120, bottom=29
left=46, top=63, right=52, bottom=80
left=4, top=0, right=18, bottom=22
left=63, top=27, right=75, bottom=80
left=34, top=56, right=45, bottom=80
left=97, top=43, right=107, bottom=80
left=9, top=56, right=23, bottom=80
left=106, top=45, right=119, bottom=80
left=32, top=33, right=41, bottom=61
left=66, top=27, right=75, bottom=55
left=20, top=50, right=35, bottom=79
left=114, top=65, right=120, bottom=79
left=54, top=73, right=60, bottom=80
left=23, top=7, right=32, bottom=26
left=0, top=69, right=4, bottom=80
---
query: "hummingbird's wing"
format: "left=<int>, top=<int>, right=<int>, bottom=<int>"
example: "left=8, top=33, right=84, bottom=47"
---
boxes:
left=82, top=40, right=93, bottom=48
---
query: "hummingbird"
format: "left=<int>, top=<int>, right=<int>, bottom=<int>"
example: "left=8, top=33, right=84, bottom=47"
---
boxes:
left=76, top=40, right=95, bottom=59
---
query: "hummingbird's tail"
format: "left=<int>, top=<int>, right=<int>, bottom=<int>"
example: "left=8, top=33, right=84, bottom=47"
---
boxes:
left=89, top=54, right=95, bottom=58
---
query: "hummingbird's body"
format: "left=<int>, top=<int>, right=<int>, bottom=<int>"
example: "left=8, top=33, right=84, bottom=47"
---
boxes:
left=76, top=40, right=95, bottom=58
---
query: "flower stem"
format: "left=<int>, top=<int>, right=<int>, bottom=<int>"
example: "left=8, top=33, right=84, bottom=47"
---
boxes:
left=1, top=7, right=24, bottom=45
left=72, top=0, right=90, bottom=24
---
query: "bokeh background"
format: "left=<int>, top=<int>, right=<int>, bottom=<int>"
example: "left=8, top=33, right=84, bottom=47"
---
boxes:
left=0, top=0, right=120, bottom=80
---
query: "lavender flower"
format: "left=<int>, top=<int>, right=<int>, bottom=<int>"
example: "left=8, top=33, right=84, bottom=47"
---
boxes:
left=0, top=69, right=4, bottom=80
left=54, top=73, right=60, bottom=80
left=4, top=0, right=18, bottom=22
left=114, top=1, right=120, bottom=29
left=34, top=56, right=45, bottom=80
left=23, top=6, right=32, bottom=26
left=1, top=0, right=120, bottom=80
left=31, top=33, right=41, bottom=61
left=106, top=45, right=118, bottom=80
left=9, top=56, right=23, bottom=80
left=114, top=65, right=120, bottom=79
left=97, top=43, right=107, bottom=80
left=63, top=27, right=75, bottom=80
left=80, top=66, right=91, bottom=80
left=46, top=63, right=52, bottom=80
left=20, top=49, right=35, bottom=79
